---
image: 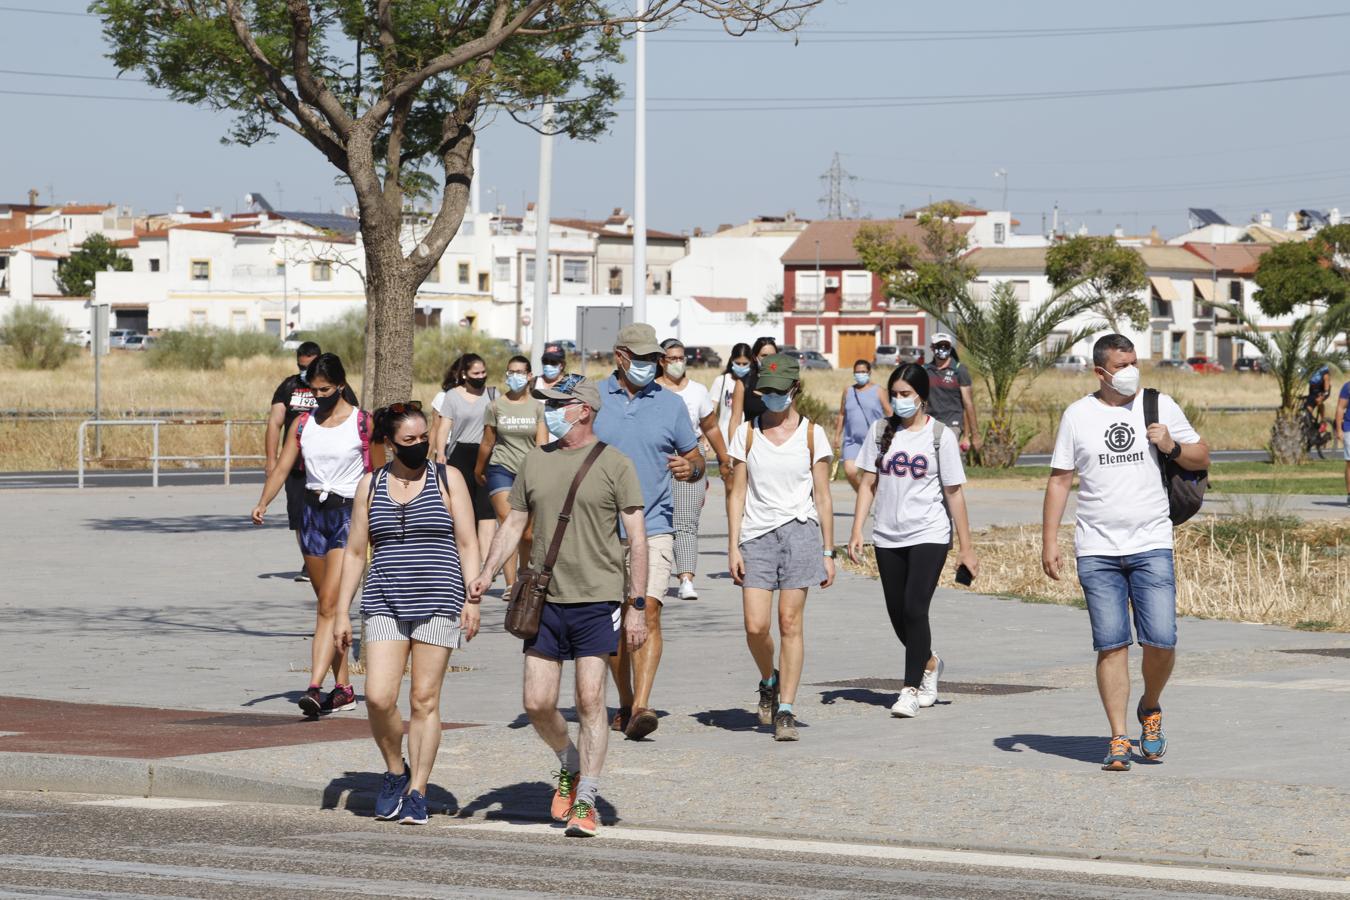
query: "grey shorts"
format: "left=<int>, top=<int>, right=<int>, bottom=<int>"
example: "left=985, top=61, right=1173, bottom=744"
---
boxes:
left=740, top=518, right=826, bottom=591
left=363, top=614, right=464, bottom=649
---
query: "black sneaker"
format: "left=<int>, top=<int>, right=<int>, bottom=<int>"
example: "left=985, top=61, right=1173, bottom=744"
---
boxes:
left=757, top=671, right=779, bottom=726
left=297, top=686, right=323, bottom=718
left=773, top=710, right=799, bottom=742
left=320, top=684, right=357, bottom=714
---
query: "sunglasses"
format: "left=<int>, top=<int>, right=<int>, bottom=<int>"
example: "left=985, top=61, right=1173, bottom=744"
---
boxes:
left=386, top=400, right=423, bottom=414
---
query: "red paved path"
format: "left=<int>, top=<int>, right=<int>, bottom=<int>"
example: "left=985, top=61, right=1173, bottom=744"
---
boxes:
left=0, top=696, right=477, bottom=759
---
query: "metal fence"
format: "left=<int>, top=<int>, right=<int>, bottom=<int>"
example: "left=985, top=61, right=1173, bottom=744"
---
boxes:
left=76, top=418, right=267, bottom=488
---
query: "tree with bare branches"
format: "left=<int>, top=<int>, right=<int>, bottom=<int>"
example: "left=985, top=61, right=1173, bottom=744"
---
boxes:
left=94, top=0, right=821, bottom=406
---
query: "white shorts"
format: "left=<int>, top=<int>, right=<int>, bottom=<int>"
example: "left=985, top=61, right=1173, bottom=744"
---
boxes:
left=623, top=533, right=676, bottom=603
left=363, top=614, right=464, bottom=649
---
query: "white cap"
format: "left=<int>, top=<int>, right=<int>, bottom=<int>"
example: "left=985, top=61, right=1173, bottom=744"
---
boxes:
left=930, top=332, right=955, bottom=346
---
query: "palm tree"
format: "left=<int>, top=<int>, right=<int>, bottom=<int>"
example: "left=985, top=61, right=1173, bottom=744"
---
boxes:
left=913, top=281, right=1102, bottom=467
left=1221, top=305, right=1346, bottom=463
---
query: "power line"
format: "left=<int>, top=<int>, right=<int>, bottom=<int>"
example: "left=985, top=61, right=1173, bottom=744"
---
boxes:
left=0, top=88, right=168, bottom=102
left=0, top=67, right=145, bottom=82
left=0, top=4, right=90, bottom=16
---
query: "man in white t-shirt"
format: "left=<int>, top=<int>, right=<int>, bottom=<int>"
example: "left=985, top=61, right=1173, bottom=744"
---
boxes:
left=1042, top=333, right=1209, bottom=773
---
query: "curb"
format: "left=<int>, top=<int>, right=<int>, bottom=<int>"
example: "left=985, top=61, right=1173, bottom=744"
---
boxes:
left=3, top=751, right=1347, bottom=882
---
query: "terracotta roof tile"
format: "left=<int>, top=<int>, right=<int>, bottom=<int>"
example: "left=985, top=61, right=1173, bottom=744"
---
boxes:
left=169, top=219, right=259, bottom=234
left=1181, top=242, right=1271, bottom=275
left=0, top=228, right=61, bottom=248
left=966, top=247, right=1047, bottom=271
left=59, top=204, right=114, bottom=215
left=781, top=219, right=972, bottom=266
left=692, top=295, right=748, bottom=313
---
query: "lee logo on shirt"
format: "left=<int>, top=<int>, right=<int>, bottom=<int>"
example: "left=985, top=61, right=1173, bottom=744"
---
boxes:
left=880, top=451, right=930, bottom=479
left=1100, top=423, right=1146, bottom=465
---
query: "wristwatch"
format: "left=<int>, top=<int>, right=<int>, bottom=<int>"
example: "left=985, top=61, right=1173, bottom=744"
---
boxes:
left=1166, top=443, right=1182, bottom=461
left=822, top=549, right=837, bottom=559
left=630, top=596, right=647, bottom=610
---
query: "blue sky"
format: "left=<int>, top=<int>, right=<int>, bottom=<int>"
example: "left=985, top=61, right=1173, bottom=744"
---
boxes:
left=3, top=1, right=1349, bottom=238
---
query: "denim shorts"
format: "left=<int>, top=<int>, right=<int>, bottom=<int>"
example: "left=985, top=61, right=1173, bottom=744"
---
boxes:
left=1077, top=549, right=1177, bottom=651
left=484, top=463, right=516, bottom=497
left=524, top=601, right=621, bottom=661
left=299, top=501, right=352, bottom=557
left=740, top=518, right=826, bottom=591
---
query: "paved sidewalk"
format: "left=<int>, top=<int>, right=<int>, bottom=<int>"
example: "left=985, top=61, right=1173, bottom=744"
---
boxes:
left=2, top=484, right=1349, bottom=874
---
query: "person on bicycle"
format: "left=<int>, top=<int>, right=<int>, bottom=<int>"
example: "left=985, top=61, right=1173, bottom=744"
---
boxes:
left=1306, top=365, right=1332, bottom=420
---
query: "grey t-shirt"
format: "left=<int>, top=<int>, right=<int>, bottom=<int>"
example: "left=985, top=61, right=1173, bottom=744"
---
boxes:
left=437, top=388, right=493, bottom=450
left=925, top=361, right=971, bottom=428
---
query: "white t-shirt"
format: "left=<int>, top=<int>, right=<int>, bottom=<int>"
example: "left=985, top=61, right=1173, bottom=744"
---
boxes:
left=432, top=390, right=446, bottom=415
left=710, top=373, right=738, bottom=434
left=669, top=379, right=715, bottom=431
left=728, top=417, right=833, bottom=544
left=1050, top=392, right=1199, bottom=557
left=856, top=416, right=966, bottom=548
left=300, top=409, right=365, bottom=500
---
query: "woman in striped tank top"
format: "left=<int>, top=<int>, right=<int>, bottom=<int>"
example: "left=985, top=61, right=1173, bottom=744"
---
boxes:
left=334, top=402, right=481, bottom=825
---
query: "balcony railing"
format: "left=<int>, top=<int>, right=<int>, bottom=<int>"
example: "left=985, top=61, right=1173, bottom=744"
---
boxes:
left=840, top=294, right=873, bottom=312
left=794, top=295, right=823, bottom=313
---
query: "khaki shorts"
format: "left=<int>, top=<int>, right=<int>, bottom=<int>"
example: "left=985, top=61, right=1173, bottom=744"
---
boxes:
left=623, top=532, right=675, bottom=603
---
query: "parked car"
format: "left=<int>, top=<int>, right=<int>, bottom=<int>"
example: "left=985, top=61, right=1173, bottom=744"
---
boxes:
left=1052, top=354, right=1089, bottom=372
left=786, top=349, right=831, bottom=370
left=551, top=339, right=579, bottom=358
left=1155, top=359, right=1194, bottom=373
left=108, top=328, right=138, bottom=349
left=282, top=330, right=316, bottom=351
left=1185, top=355, right=1224, bottom=374
left=64, top=328, right=91, bottom=348
left=124, top=334, right=156, bottom=351
left=684, top=345, right=722, bottom=368
left=496, top=337, right=522, bottom=355
left=1234, top=357, right=1270, bottom=374
left=778, top=344, right=798, bottom=355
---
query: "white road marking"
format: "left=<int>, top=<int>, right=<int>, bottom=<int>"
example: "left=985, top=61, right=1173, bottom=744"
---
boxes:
left=448, top=821, right=1350, bottom=895
left=73, top=798, right=231, bottom=810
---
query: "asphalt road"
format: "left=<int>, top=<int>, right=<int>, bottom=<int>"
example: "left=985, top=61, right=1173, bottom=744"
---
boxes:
left=0, top=792, right=1341, bottom=899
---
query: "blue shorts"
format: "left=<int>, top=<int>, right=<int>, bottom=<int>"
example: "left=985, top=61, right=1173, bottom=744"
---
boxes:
left=300, top=501, right=352, bottom=557
left=484, top=463, right=516, bottom=497
left=1077, top=549, right=1177, bottom=651
left=524, top=601, right=621, bottom=661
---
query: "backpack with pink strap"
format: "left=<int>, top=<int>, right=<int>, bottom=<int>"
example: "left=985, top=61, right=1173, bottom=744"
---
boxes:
left=294, top=409, right=374, bottom=473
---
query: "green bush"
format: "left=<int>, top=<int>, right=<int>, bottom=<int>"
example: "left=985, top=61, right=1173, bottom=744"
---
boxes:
left=414, top=326, right=512, bottom=384
left=793, top=380, right=835, bottom=432
left=309, top=308, right=367, bottom=368
left=0, top=304, right=77, bottom=369
left=146, top=327, right=282, bottom=370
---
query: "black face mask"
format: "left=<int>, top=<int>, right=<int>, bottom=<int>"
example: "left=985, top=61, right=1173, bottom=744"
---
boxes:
left=465, top=376, right=487, bottom=391
left=393, top=440, right=430, bottom=469
left=313, top=391, right=341, bottom=413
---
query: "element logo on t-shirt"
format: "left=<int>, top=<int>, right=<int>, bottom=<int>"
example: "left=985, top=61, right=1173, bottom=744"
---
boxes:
left=880, top=450, right=930, bottom=479
left=1100, top=422, right=1146, bottom=466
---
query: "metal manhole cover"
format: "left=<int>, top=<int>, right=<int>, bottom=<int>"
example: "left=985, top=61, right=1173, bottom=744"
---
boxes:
left=1277, top=648, right=1350, bottom=659
left=811, top=678, right=1054, bottom=695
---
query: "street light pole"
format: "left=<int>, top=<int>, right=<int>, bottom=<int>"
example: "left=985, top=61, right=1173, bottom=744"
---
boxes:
left=632, top=0, right=648, bottom=323
left=814, top=239, right=821, bottom=353
left=531, top=101, right=555, bottom=373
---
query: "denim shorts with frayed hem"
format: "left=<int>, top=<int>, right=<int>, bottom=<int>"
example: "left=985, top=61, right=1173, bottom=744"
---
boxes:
left=1077, top=549, right=1177, bottom=652
left=740, top=518, right=827, bottom=592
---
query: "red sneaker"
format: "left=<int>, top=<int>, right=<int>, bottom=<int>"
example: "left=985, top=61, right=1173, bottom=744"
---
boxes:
left=321, top=684, right=357, bottom=713
left=565, top=799, right=599, bottom=837
left=550, top=769, right=578, bottom=822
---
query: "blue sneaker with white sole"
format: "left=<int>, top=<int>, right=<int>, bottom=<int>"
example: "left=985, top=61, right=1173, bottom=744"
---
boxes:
left=374, top=762, right=410, bottom=821
left=1137, top=704, right=1167, bottom=760
left=399, top=789, right=428, bottom=825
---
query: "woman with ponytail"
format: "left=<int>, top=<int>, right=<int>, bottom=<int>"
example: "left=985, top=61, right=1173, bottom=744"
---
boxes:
left=846, top=363, right=978, bottom=719
left=333, top=401, right=481, bottom=825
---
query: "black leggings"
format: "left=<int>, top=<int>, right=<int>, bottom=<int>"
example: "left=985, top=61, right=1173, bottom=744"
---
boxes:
left=874, top=543, right=949, bottom=687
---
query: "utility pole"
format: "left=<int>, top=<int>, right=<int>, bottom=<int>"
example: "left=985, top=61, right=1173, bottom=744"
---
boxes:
left=814, top=239, right=822, bottom=353
left=530, top=101, right=555, bottom=373
left=994, top=168, right=1009, bottom=210
left=818, top=152, right=858, bottom=220
left=632, top=0, right=648, bottom=323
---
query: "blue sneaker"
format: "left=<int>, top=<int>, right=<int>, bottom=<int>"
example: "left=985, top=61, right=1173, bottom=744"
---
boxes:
left=399, top=789, right=428, bottom=825
left=1102, top=735, right=1132, bottom=771
left=1137, top=704, right=1167, bottom=760
left=374, top=762, right=410, bottom=821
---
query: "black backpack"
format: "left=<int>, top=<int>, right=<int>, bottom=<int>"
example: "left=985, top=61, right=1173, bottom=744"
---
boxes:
left=1143, top=388, right=1207, bottom=525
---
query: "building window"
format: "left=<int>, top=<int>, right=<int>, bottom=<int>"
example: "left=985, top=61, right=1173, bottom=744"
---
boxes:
left=230, top=310, right=247, bottom=330
left=800, top=328, right=821, bottom=351
left=1151, top=330, right=1164, bottom=357
left=1010, top=280, right=1031, bottom=303
left=477, top=272, right=489, bottom=292
left=458, top=262, right=470, bottom=284
left=608, top=267, right=623, bottom=295
left=311, top=261, right=333, bottom=282
left=1229, top=280, right=1243, bottom=303
left=1194, top=331, right=1208, bottom=355
left=494, top=257, right=511, bottom=283
left=994, top=223, right=1006, bottom=244
left=525, top=256, right=536, bottom=283
left=149, top=259, right=161, bottom=273
left=190, top=309, right=207, bottom=326
left=190, top=259, right=210, bottom=281
left=563, top=258, right=589, bottom=284
left=1150, top=284, right=1172, bottom=319
left=795, top=271, right=824, bottom=306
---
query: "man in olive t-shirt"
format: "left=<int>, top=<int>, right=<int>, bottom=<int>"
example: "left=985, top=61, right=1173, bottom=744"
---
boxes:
left=469, top=374, right=647, bottom=838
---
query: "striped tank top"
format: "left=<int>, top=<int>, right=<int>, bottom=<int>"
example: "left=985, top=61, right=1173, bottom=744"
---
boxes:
left=361, top=465, right=466, bottom=621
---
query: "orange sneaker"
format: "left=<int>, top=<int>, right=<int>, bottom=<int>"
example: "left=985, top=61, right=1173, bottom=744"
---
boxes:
left=565, top=799, right=599, bottom=837
left=550, top=769, right=578, bottom=822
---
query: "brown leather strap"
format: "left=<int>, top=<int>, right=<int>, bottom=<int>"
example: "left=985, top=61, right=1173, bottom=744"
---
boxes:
left=541, top=441, right=607, bottom=577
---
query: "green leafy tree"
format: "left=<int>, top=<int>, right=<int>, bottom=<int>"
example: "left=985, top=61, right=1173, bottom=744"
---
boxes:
left=94, top=0, right=820, bottom=407
left=57, top=233, right=132, bottom=297
left=1221, top=304, right=1346, bottom=464
left=1045, top=235, right=1148, bottom=332
left=854, top=201, right=977, bottom=314
left=911, top=281, right=1101, bottom=467
left=1252, top=224, right=1350, bottom=324
left=0, top=304, right=77, bottom=369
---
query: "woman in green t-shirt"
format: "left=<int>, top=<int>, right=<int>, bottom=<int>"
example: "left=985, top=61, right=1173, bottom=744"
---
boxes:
left=475, top=355, right=548, bottom=585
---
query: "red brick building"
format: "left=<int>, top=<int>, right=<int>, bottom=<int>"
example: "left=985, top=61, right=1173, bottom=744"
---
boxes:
left=780, top=218, right=972, bottom=365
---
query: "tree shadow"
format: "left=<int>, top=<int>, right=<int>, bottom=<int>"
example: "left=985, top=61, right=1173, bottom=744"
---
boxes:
left=323, top=770, right=458, bottom=816
left=0, top=601, right=313, bottom=640
left=240, top=689, right=311, bottom=708
left=690, top=708, right=772, bottom=732
left=85, top=515, right=284, bottom=534
left=505, top=707, right=579, bottom=730
left=456, top=779, right=619, bottom=825
left=819, top=688, right=891, bottom=708
left=993, top=734, right=1111, bottom=765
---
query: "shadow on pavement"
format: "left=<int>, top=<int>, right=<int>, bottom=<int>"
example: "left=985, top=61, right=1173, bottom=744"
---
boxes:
left=691, top=708, right=768, bottom=732
left=323, top=771, right=458, bottom=815
left=0, top=602, right=313, bottom=639
left=241, top=689, right=311, bottom=708
left=993, top=733, right=1108, bottom=765
left=819, top=688, right=891, bottom=708
left=85, top=515, right=284, bottom=533
left=456, top=780, right=619, bottom=825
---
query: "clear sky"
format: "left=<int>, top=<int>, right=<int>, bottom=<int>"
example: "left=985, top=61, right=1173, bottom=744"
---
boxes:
left=3, top=1, right=1349, bottom=239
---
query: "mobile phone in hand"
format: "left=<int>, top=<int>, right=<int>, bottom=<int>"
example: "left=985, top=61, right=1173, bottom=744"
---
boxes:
left=955, top=564, right=974, bottom=586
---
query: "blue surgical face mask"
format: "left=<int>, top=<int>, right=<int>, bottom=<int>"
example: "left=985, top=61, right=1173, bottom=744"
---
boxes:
left=761, top=391, right=793, bottom=413
left=854, top=372, right=871, bottom=386
left=731, top=363, right=751, bottom=379
left=505, top=372, right=529, bottom=393
left=544, top=405, right=575, bottom=439
left=625, top=359, right=658, bottom=388
left=893, top=396, right=918, bottom=419
left=542, top=364, right=562, bottom=380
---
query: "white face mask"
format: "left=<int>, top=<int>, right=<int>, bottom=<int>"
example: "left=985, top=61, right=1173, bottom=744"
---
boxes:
left=1106, top=364, right=1140, bottom=397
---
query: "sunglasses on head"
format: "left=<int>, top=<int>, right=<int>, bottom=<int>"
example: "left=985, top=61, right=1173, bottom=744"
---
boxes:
left=552, top=373, right=586, bottom=394
left=387, top=400, right=423, bottom=414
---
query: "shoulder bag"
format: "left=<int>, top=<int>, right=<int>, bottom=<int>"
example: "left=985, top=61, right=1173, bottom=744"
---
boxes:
left=1143, top=388, right=1207, bottom=525
left=504, top=441, right=608, bottom=639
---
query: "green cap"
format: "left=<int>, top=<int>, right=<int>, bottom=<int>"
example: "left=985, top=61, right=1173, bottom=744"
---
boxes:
left=615, top=322, right=662, bottom=357
left=755, top=353, right=799, bottom=391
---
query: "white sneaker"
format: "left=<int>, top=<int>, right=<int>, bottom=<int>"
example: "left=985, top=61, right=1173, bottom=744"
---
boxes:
left=917, top=653, right=944, bottom=708
left=890, top=687, right=920, bottom=718
left=678, top=578, right=698, bottom=600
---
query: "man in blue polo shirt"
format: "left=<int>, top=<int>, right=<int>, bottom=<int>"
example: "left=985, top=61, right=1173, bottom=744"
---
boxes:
left=594, top=322, right=702, bottom=741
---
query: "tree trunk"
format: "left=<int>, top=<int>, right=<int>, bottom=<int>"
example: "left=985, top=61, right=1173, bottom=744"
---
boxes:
left=360, top=242, right=416, bottom=410
left=978, top=414, right=1021, bottom=468
left=1269, top=412, right=1305, bottom=465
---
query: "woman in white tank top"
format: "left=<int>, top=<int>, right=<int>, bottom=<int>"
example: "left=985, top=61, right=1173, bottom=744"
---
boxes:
left=253, top=353, right=382, bottom=718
